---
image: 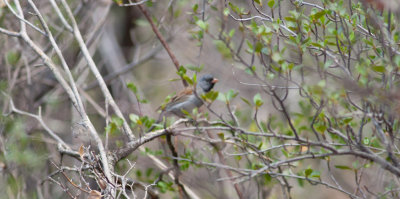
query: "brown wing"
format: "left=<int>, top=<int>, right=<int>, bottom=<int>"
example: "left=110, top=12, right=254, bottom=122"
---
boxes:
left=170, top=87, right=194, bottom=102
left=157, top=87, right=194, bottom=111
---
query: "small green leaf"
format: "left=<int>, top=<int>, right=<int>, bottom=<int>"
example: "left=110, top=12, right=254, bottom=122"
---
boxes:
left=253, top=93, right=264, bottom=107
left=146, top=1, right=153, bottom=7
left=127, top=82, right=138, bottom=94
left=177, top=66, right=187, bottom=76
left=217, top=92, right=226, bottom=102
left=228, top=2, right=241, bottom=14
left=313, top=10, right=326, bottom=19
left=372, top=65, right=385, bottom=73
left=305, top=168, right=313, bottom=177
left=267, top=0, right=275, bottom=8
left=226, top=89, right=238, bottom=101
left=111, top=116, right=124, bottom=127
left=363, top=137, right=370, bottom=145
left=310, top=171, right=321, bottom=178
left=228, top=29, right=236, bottom=38
left=255, top=42, right=263, bottom=53
left=241, top=97, right=252, bottom=106
left=297, top=178, right=304, bottom=187
left=343, top=117, right=353, bottom=124
left=223, top=8, right=230, bottom=16
left=182, top=74, right=193, bottom=85
left=196, top=20, right=209, bottom=31
left=129, top=114, right=139, bottom=123
left=7, top=51, right=21, bottom=66
left=335, top=165, right=352, bottom=170
left=202, top=91, right=219, bottom=102
left=244, top=66, right=256, bottom=75
left=192, top=4, right=198, bottom=13
left=186, top=64, right=204, bottom=72
left=105, top=123, right=117, bottom=134
left=217, top=133, right=225, bottom=140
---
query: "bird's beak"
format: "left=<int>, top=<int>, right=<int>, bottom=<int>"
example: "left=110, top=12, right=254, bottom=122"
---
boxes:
left=211, top=78, right=219, bottom=84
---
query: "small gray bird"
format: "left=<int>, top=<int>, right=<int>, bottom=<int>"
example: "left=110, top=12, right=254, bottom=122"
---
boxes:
left=149, top=74, right=218, bottom=131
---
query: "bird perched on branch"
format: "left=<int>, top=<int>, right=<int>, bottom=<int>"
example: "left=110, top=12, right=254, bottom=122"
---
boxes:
left=149, top=74, right=218, bottom=131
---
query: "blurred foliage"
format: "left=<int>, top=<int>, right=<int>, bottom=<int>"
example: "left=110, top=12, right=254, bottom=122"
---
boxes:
left=1, top=0, right=400, bottom=198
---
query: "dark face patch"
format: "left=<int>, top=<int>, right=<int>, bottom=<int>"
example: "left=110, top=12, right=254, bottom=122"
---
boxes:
left=199, top=74, right=217, bottom=92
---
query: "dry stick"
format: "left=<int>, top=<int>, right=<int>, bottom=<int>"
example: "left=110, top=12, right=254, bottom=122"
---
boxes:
left=166, top=134, right=190, bottom=199
left=206, top=131, right=244, bottom=199
left=6, top=97, right=69, bottom=149
left=15, top=0, right=114, bottom=187
left=84, top=45, right=163, bottom=90
left=134, top=3, right=207, bottom=198
left=136, top=3, right=188, bottom=87
left=26, top=0, right=86, bottom=117
left=59, top=0, right=135, bottom=141
left=113, top=119, right=202, bottom=199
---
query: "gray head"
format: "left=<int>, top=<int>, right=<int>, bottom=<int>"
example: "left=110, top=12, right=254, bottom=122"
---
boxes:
left=198, top=74, right=218, bottom=92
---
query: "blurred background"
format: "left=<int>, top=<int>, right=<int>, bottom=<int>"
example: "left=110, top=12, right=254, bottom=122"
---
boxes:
left=0, top=0, right=399, bottom=198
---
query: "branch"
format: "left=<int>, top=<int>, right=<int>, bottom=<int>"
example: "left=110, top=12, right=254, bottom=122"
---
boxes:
left=59, top=0, right=135, bottom=143
left=5, top=95, right=70, bottom=149
left=136, top=3, right=188, bottom=87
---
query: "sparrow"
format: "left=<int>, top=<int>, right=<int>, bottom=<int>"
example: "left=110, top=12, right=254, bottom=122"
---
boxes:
left=149, top=74, right=218, bottom=131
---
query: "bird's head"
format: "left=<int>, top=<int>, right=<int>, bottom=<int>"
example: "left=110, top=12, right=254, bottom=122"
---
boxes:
left=198, top=74, right=218, bottom=93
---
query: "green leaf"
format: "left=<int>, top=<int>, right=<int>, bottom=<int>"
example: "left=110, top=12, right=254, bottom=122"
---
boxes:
left=255, top=42, right=263, bottom=53
left=310, top=170, right=321, bottom=178
left=254, top=0, right=262, bottom=6
left=281, top=149, right=289, bottom=157
left=192, top=4, right=198, bottom=13
left=157, top=181, right=174, bottom=193
left=218, top=133, right=225, bottom=140
left=186, top=64, right=204, bottom=72
left=145, top=168, right=153, bottom=177
left=313, top=10, right=326, bottom=19
left=241, top=97, right=252, bottom=106
left=267, top=0, right=275, bottom=8
left=271, top=52, right=282, bottom=63
left=226, top=89, right=238, bottom=101
left=105, top=123, right=117, bottom=134
left=129, top=114, right=139, bottom=123
left=111, top=116, right=124, bottom=127
left=202, top=91, right=219, bottom=102
left=7, top=174, right=19, bottom=195
left=196, top=20, right=209, bottom=31
left=253, top=93, right=264, bottom=107
left=223, top=8, right=230, bottom=16
left=363, top=137, right=370, bottom=145
left=127, top=82, right=138, bottom=94
left=297, top=178, right=304, bottom=187
left=343, top=117, right=353, bottom=124
left=7, top=51, right=21, bottom=66
left=335, top=165, right=352, bottom=170
left=305, top=168, right=313, bottom=177
left=394, top=55, right=400, bottom=67
left=228, top=2, right=241, bottom=14
left=177, top=65, right=187, bottom=76
left=228, top=29, right=236, bottom=38
left=182, top=74, right=193, bottom=85
left=217, top=92, right=226, bottom=102
left=244, top=66, right=256, bottom=75
left=372, top=65, right=385, bottom=73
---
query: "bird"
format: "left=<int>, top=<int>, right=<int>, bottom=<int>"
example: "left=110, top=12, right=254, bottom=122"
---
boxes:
left=149, top=74, right=218, bottom=131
